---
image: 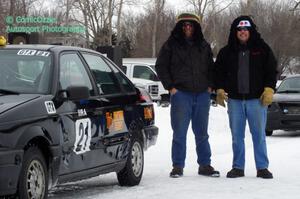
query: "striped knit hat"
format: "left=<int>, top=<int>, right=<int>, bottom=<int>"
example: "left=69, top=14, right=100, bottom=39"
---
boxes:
left=176, top=13, right=200, bottom=24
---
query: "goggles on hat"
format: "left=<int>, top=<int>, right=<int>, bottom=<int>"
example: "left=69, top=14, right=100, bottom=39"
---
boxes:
left=237, top=20, right=251, bottom=28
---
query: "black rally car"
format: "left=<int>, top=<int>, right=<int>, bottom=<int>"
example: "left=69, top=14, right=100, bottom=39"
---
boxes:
left=0, top=45, right=158, bottom=198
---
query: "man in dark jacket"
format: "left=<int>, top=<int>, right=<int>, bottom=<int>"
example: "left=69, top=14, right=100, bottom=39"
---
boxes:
left=215, top=16, right=277, bottom=179
left=156, top=13, right=219, bottom=178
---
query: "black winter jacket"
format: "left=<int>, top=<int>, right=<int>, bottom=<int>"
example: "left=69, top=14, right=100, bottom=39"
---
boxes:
left=215, top=42, right=277, bottom=100
left=215, top=15, right=277, bottom=100
left=155, top=38, right=214, bottom=93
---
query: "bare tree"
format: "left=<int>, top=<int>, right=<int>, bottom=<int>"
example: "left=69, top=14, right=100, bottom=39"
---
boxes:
left=116, top=0, right=140, bottom=45
left=107, top=0, right=113, bottom=46
left=184, top=0, right=235, bottom=34
left=292, top=0, right=300, bottom=10
left=73, top=0, right=116, bottom=47
left=152, top=0, right=165, bottom=57
left=230, top=0, right=300, bottom=75
left=241, top=0, right=253, bottom=14
left=128, top=8, right=175, bottom=57
left=184, top=0, right=211, bottom=23
left=0, top=0, right=10, bottom=35
left=116, top=0, right=124, bottom=45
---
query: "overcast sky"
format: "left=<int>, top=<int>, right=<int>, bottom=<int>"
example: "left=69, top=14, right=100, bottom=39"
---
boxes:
left=123, top=0, right=191, bottom=15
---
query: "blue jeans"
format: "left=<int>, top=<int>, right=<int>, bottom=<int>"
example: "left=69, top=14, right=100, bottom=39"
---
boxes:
left=170, top=90, right=212, bottom=168
left=227, top=98, right=269, bottom=170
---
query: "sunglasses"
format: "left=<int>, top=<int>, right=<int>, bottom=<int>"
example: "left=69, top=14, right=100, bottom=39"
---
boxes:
left=237, top=27, right=249, bottom=31
left=183, top=22, right=194, bottom=28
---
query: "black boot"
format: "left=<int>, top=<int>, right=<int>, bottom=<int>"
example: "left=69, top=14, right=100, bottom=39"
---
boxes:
left=257, top=169, right=273, bottom=179
left=226, top=168, right=245, bottom=178
left=198, top=165, right=220, bottom=177
left=170, top=167, right=183, bottom=178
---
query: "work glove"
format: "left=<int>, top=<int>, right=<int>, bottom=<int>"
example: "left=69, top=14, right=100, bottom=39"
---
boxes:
left=216, top=89, right=228, bottom=107
left=260, top=87, right=274, bottom=106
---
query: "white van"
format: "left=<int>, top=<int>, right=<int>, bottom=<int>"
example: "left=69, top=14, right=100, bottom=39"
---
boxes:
left=122, top=58, right=169, bottom=106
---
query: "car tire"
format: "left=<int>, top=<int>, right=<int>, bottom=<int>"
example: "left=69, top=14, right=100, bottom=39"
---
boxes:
left=17, top=146, right=48, bottom=199
left=117, top=136, right=144, bottom=186
left=266, top=129, right=273, bottom=136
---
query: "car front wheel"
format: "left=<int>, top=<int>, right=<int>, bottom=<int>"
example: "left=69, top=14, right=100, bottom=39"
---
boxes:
left=18, top=146, right=48, bottom=199
left=117, top=137, right=144, bottom=186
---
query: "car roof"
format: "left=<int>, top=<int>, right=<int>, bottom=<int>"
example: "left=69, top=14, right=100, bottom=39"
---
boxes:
left=284, top=74, right=300, bottom=79
left=123, top=58, right=156, bottom=65
left=1, top=44, right=103, bottom=55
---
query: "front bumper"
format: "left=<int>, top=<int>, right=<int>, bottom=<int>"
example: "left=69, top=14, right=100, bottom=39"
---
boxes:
left=267, top=111, right=300, bottom=131
left=143, top=126, right=158, bottom=150
left=0, top=148, right=23, bottom=196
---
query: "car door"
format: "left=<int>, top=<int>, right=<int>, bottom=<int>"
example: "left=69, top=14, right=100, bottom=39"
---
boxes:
left=57, top=51, right=106, bottom=175
left=81, top=52, right=138, bottom=166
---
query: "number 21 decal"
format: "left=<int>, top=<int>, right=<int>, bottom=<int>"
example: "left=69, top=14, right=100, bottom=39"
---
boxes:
left=74, top=118, right=92, bottom=154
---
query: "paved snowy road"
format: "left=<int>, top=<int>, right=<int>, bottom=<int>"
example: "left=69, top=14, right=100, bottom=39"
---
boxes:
left=49, top=105, right=300, bottom=199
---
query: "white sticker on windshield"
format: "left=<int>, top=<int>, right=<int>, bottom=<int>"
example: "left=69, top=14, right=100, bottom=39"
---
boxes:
left=17, top=49, right=36, bottom=56
left=36, top=51, right=50, bottom=57
left=17, top=49, right=50, bottom=57
left=45, top=101, right=56, bottom=114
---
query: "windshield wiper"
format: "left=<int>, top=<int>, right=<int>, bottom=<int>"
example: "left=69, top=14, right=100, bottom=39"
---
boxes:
left=0, top=89, right=19, bottom=95
left=277, top=90, right=300, bottom=93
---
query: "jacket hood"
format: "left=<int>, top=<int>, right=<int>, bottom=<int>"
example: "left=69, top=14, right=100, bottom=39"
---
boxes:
left=227, top=15, right=264, bottom=50
left=169, top=18, right=204, bottom=46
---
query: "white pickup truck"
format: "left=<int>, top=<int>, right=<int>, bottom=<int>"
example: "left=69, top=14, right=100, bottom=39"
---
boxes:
left=122, top=58, right=169, bottom=106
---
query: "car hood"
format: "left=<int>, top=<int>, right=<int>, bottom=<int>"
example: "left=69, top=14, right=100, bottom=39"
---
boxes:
left=0, top=94, right=40, bottom=114
left=273, top=93, right=300, bottom=102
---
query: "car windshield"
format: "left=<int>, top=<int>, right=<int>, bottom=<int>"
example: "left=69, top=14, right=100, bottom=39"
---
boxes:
left=277, top=77, right=300, bottom=93
left=0, top=49, right=52, bottom=94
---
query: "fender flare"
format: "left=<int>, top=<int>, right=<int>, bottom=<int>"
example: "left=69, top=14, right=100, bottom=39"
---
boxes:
left=16, top=125, right=53, bottom=148
left=15, top=125, right=61, bottom=188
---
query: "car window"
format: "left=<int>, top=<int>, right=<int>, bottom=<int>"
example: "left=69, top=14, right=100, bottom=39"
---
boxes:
left=150, top=65, right=156, bottom=71
left=59, top=53, right=94, bottom=95
left=0, top=49, right=51, bottom=94
left=133, top=65, right=159, bottom=81
left=81, top=53, right=122, bottom=95
left=104, top=58, right=136, bottom=93
left=277, top=77, right=300, bottom=92
left=121, top=65, right=127, bottom=73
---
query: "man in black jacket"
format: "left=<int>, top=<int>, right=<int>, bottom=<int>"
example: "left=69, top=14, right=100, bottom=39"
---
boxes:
left=215, top=16, right=277, bottom=179
left=156, top=13, right=219, bottom=178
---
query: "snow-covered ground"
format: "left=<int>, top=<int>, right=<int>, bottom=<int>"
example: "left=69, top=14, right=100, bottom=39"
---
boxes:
left=49, top=104, right=300, bottom=199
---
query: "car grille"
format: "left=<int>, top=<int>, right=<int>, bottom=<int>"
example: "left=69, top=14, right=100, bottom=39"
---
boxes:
left=279, top=103, right=300, bottom=115
left=148, top=85, right=159, bottom=96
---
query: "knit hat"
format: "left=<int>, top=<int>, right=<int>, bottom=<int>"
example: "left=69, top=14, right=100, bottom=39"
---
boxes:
left=237, top=20, right=252, bottom=28
left=227, top=15, right=262, bottom=50
left=176, top=13, right=200, bottom=24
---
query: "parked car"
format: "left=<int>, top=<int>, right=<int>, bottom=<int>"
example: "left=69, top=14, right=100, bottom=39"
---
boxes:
left=122, top=58, right=169, bottom=107
left=0, top=45, right=158, bottom=198
left=266, top=75, right=300, bottom=136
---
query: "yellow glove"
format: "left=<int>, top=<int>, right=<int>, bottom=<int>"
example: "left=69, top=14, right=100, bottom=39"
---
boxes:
left=0, top=36, right=6, bottom=46
left=216, top=89, right=228, bottom=107
left=260, top=87, right=274, bottom=106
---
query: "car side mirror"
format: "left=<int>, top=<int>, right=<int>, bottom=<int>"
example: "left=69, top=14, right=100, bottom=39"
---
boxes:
left=66, top=86, right=90, bottom=100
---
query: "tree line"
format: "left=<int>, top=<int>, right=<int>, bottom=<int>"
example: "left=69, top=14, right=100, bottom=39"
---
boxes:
left=0, top=0, right=299, bottom=74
